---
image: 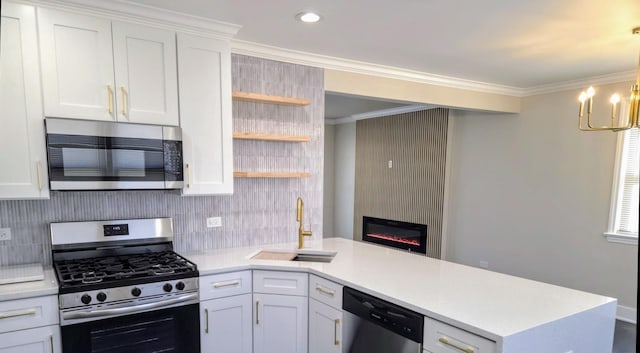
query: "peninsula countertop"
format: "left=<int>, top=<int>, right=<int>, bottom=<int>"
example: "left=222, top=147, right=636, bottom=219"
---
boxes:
left=184, top=237, right=616, bottom=344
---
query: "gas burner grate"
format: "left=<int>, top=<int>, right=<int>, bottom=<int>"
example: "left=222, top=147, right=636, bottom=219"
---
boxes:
left=54, top=251, right=197, bottom=288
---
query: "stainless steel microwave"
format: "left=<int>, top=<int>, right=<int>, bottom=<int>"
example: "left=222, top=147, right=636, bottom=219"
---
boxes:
left=45, top=118, right=183, bottom=191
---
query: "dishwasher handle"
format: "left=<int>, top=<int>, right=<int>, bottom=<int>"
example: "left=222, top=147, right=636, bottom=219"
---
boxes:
left=343, top=286, right=424, bottom=343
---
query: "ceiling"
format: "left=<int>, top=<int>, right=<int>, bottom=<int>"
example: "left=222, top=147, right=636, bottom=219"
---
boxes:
left=125, top=0, right=640, bottom=88
left=324, top=94, right=409, bottom=121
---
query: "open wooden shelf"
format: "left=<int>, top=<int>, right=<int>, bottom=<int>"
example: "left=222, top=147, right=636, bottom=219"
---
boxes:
left=233, top=132, right=311, bottom=142
left=233, top=172, right=311, bottom=178
left=232, top=91, right=310, bottom=106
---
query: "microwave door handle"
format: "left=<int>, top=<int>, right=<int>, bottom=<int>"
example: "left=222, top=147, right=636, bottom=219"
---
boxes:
left=62, top=293, right=197, bottom=320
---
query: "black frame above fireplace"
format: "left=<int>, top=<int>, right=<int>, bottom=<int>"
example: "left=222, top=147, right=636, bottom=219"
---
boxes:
left=362, top=216, right=427, bottom=254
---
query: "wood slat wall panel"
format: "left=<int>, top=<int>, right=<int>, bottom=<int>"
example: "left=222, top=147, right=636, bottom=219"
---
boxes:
left=354, top=108, right=448, bottom=259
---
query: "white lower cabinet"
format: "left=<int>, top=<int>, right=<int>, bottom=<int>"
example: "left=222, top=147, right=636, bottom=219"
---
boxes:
left=423, top=316, right=496, bottom=353
left=0, top=325, right=61, bottom=353
left=309, top=298, right=342, bottom=353
left=0, top=295, right=61, bottom=353
left=199, top=271, right=253, bottom=353
left=252, top=271, right=309, bottom=353
left=253, top=293, right=308, bottom=353
left=200, top=293, right=253, bottom=353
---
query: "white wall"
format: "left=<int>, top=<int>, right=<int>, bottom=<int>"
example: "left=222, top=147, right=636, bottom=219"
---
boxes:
left=333, top=122, right=357, bottom=238
left=323, top=124, right=336, bottom=237
left=446, top=81, right=638, bottom=313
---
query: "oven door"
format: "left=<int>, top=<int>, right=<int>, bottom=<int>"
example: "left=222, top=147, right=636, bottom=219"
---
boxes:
left=61, top=303, right=200, bottom=353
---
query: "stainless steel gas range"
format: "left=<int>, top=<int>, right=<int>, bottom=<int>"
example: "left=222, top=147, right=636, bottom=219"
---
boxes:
left=50, top=218, right=200, bottom=353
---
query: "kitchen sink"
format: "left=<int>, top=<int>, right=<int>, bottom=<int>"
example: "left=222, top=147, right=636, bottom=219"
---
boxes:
left=291, top=253, right=335, bottom=263
left=250, top=249, right=337, bottom=263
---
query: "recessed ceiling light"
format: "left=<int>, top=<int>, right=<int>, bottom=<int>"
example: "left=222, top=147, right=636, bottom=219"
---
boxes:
left=296, top=11, right=321, bottom=23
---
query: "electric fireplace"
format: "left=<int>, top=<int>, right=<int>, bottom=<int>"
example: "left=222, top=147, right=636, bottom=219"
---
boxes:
left=362, top=216, right=427, bottom=254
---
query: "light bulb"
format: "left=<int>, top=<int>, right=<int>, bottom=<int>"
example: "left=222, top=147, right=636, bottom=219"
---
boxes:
left=579, top=92, right=587, bottom=103
left=296, top=12, right=321, bottom=23
left=586, top=86, right=595, bottom=97
left=609, top=93, right=620, bottom=104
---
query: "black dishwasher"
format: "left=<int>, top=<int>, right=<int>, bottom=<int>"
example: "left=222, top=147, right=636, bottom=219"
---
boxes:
left=343, top=287, right=424, bottom=353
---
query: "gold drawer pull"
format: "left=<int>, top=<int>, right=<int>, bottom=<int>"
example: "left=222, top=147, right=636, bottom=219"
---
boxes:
left=121, top=86, right=128, bottom=116
left=255, top=301, right=260, bottom=324
left=334, top=319, right=340, bottom=345
left=213, top=280, right=241, bottom=288
left=439, top=337, right=474, bottom=353
left=204, top=308, right=209, bottom=333
left=315, top=285, right=335, bottom=297
left=0, top=308, right=37, bottom=320
left=106, top=85, right=114, bottom=115
left=185, top=163, right=191, bottom=188
left=49, top=335, right=54, bottom=353
left=36, top=161, right=43, bottom=191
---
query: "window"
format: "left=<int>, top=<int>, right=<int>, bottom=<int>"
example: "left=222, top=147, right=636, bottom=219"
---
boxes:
left=606, top=126, right=639, bottom=245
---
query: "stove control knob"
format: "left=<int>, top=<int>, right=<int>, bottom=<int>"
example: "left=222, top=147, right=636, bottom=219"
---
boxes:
left=131, top=287, right=142, bottom=297
left=81, top=294, right=92, bottom=305
left=96, top=292, right=107, bottom=302
left=163, top=283, right=173, bottom=292
left=176, top=281, right=185, bottom=291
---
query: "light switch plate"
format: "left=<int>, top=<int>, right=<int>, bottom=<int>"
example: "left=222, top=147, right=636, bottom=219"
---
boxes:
left=0, top=228, right=11, bottom=241
left=206, top=217, right=222, bottom=228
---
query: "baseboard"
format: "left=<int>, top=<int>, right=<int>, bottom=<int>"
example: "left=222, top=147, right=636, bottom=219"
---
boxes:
left=617, top=305, right=637, bottom=324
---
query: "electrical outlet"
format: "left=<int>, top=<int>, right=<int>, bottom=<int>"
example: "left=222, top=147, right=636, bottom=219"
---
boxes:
left=0, top=228, right=11, bottom=241
left=479, top=260, right=489, bottom=269
left=206, top=217, right=222, bottom=228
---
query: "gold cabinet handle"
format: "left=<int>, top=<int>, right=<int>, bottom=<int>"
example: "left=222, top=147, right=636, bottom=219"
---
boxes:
left=36, top=161, right=42, bottom=191
left=213, top=280, right=240, bottom=288
left=185, top=163, right=191, bottom=188
left=0, top=308, right=37, bottom=320
left=334, top=319, right=340, bottom=346
left=439, top=337, right=474, bottom=353
left=120, top=86, right=128, bottom=117
left=316, top=285, right=335, bottom=297
left=106, top=85, right=113, bottom=115
left=255, top=301, right=259, bottom=325
left=49, top=335, right=54, bottom=353
left=204, top=308, right=209, bottom=333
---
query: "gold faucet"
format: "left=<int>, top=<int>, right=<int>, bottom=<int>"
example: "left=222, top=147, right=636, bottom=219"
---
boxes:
left=296, top=197, right=312, bottom=249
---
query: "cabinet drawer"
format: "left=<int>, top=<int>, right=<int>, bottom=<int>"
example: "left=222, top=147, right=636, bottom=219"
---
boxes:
left=200, top=271, right=252, bottom=300
left=309, top=274, right=342, bottom=310
left=253, top=270, right=308, bottom=296
left=0, top=295, right=58, bottom=334
left=423, top=316, right=496, bottom=353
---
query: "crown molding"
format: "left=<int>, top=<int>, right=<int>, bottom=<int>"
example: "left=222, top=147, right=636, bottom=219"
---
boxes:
left=231, top=40, right=523, bottom=97
left=326, top=104, right=434, bottom=125
left=521, top=70, right=637, bottom=96
left=24, top=0, right=241, bottom=39
left=232, top=40, right=637, bottom=98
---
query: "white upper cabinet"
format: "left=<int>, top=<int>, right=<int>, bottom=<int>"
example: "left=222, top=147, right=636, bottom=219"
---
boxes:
left=0, top=2, right=49, bottom=199
left=37, top=8, right=115, bottom=121
left=112, top=22, right=179, bottom=125
left=38, top=8, right=179, bottom=125
left=177, top=33, right=233, bottom=195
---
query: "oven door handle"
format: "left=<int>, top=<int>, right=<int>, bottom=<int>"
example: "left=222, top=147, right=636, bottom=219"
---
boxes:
left=62, top=293, right=198, bottom=320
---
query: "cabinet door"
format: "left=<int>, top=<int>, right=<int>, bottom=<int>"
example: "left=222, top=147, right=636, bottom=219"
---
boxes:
left=201, top=294, right=252, bottom=353
left=177, top=33, right=233, bottom=195
left=0, top=2, right=49, bottom=199
left=309, top=298, right=342, bottom=353
left=112, top=22, right=179, bottom=125
left=37, top=8, right=115, bottom=120
left=0, top=325, right=61, bottom=353
left=254, top=293, right=308, bottom=353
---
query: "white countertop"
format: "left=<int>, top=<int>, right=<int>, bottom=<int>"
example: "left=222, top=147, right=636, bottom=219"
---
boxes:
left=184, top=238, right=616, bottom=341
left=0, top=266, right=58, bottom=301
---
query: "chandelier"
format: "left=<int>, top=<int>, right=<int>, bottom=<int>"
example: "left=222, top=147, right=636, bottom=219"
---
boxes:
left=578, top=27, right=640, bottom=131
